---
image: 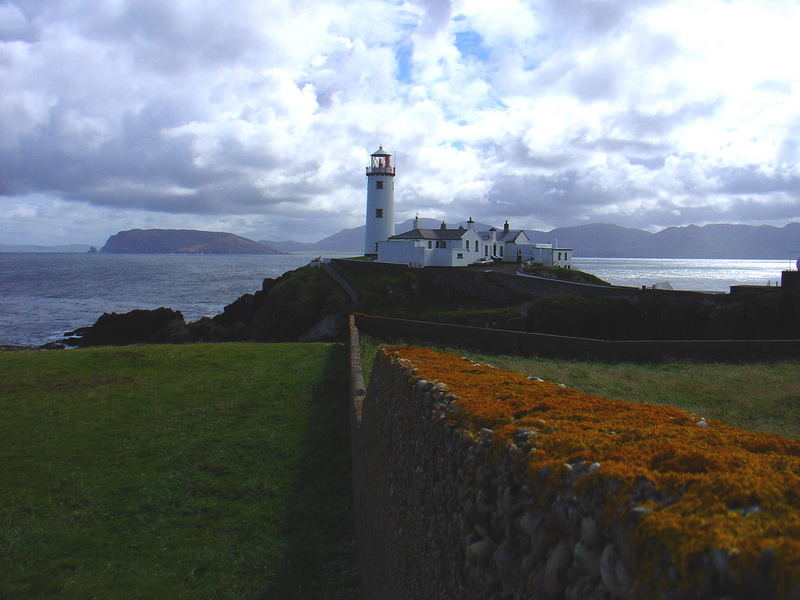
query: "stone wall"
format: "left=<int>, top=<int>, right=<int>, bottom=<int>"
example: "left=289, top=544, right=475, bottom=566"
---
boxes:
left=350, top=335, right=800, bottom=599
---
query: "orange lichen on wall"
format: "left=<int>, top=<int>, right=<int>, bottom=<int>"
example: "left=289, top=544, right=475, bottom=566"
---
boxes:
left=382, top=346, right=800, bottom=591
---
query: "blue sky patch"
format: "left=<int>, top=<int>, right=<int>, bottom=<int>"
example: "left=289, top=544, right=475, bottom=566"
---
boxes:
left=395, top=42, right=413, bottom=83
left=455, top=30, right=489, bottom=62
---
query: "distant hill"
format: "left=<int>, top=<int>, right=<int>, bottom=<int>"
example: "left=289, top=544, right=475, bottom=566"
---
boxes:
left=523, top=223, right=800, bottom=259
left=101, top=229, right=282, bottom=255
left=260, top=218, right=494, bottom=253
left=262, top=220, right=798, bottom=259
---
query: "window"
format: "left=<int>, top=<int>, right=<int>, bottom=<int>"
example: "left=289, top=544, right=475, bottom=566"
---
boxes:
left=376, top=180, right=384, bottom=189
left=428, top=240, right=432, bottom=249
left=558, top=252, right=561, bottom=260
left=457, top=253, right=463, bottom=259
left=475, top=240, right=479, bottom=252
left=499, top=246, right=504, bottom=257
left=484, top=246, right=488, bottom=256
left=375, top=208, right=383, bottom=218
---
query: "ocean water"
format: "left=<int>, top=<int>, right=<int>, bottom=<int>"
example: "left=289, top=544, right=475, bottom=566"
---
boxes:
left=572, top=257, right=792, bottom=291
left=0, top=253, right=318, bottom=346
left=0, top=253, right=792, bottom=346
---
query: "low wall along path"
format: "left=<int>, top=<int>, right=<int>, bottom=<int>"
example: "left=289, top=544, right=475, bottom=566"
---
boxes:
left=349, top=325, right=800, bottom=598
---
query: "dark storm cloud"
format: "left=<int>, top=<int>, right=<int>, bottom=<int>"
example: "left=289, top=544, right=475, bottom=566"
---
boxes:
left=538, top=0, right=648, bottom=39
left=487, top=171, right=622, bottom=215
left=567, top=60, right=622, bottom=101
left=574, top=136, right=669, bottom=158
left=716, top=165, right=800, bottom=197
left=614, top=100, right=723, bottom=138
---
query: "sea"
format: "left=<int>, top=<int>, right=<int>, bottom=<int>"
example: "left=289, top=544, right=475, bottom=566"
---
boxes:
left=0, top=253, right=793, bottom=346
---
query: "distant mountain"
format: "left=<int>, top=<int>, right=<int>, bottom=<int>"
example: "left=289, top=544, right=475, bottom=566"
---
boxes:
left=260, top=218, right=494, bottom=253
left=523, top=223, right=800, bottom=259
left=0, top=244, right=93, bottom=253
left=101, top=229, right=282, bottom=255
left=263, top=220, right=798, bottom=258
left=523, top=224, right=658, bottom=257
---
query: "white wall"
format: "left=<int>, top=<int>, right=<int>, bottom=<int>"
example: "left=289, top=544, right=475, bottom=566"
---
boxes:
left=365, top=175, right=395, bottom=254
left=377, top=240, right=425, bottom=266
left=378, top=234, right=479, bottom=267
left=552, top=249, right=573, bottom=268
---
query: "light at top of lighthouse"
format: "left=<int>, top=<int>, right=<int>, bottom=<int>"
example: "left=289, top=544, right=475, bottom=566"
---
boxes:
left=366, top=145, right=395, bottom=176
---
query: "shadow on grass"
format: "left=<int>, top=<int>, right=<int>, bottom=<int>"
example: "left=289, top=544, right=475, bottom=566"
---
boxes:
left=259, top=344, right=360, bottom=599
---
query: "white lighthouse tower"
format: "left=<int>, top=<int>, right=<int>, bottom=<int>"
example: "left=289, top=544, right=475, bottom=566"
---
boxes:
left=364, top=145, right=396, bottom=256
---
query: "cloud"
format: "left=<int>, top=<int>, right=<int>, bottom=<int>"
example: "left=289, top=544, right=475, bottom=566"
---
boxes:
left=1, top=0, right=799, bottom=245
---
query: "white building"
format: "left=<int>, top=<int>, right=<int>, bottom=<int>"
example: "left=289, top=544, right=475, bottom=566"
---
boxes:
left=378, top=218, right=483, bottom=267
left=363, top=145, right=572, bottom=268
left=377, top=217, right=573, bottom=269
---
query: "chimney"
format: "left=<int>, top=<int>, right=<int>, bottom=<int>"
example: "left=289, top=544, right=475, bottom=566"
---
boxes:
left=414, top=213, right=420, bottom=229
left=440, top=221, right=447, bottom=231
left=503, top=220, right=510, bottom=234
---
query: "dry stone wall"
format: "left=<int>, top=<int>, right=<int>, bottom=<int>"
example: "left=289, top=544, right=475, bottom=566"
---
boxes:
left=351, top=342, right=800, bottom=599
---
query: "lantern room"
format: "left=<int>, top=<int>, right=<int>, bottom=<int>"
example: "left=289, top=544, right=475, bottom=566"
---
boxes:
left=367, top=145, right=396, bottom=176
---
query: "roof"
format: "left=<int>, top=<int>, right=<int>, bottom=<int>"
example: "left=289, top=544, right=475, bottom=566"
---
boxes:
left=478, top=229, right=528, bottom=243
left=390, top=227, right=472, bottom=241
left=497, top=229, right=528, bottom=243
left=371, top=145, right=391, bottom=156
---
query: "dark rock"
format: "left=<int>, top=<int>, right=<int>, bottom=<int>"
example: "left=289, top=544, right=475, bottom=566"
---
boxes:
left=62, top=307, right=187, bottom=347
left=38, top=342, right=65, bottom=350
left=212, top=292, right=260, bottom=327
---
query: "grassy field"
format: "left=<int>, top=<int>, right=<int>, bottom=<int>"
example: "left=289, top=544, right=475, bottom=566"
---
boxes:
left=0, top=343, right=357, bottom=599
left=360, top=335, right=800, bottom=439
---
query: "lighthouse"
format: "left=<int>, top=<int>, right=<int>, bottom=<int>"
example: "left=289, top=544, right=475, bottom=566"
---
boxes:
left=364, top=145, right=396, bottom=256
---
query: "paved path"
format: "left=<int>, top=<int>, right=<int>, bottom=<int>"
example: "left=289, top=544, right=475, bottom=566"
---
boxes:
left=321, top=261, right=361, bottom=305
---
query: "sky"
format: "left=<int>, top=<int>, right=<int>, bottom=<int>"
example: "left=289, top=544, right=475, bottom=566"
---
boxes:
left=2, top=0, right=799, bottom=246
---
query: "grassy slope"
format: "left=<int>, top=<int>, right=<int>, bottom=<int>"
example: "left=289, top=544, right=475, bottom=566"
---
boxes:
left=334, top=264, right=528, bottom=324
left=519, top=264, right=610, bottom=285
left=360, top=335, right=800, bottom=439
left=0, top=344, right=357, bottom=599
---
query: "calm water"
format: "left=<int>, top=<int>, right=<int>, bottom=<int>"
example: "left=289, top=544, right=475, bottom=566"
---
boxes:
left=0, top=253, right=319, bottom=346
left=572, top=257, right=792, bottom=291
left=0, top=253, right=792, bottom=346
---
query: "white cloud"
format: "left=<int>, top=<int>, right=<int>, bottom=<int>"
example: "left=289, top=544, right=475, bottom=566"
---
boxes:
left=0, top=0, right=798, bottom=245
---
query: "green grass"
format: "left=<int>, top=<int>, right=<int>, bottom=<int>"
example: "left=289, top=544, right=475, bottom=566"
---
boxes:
left=0, top=343, right=358, bottom=599
left=360, top=335, right=800, bottom=439
left=332, top=264, right=526, bottom=324
left=519, top=265, right=610, bottom=285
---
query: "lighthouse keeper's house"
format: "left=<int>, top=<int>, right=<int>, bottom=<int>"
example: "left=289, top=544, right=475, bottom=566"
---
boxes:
left=376, top=218, right=573, bottom=268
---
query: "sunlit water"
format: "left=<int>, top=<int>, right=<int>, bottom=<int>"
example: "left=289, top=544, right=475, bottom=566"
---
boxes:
left=0, top=253, right=792, bottom=346
left=572, top=258, right=791, bottom=292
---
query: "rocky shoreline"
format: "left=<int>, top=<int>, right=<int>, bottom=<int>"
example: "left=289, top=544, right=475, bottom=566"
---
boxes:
left=50, top=259, right=800, bottom=348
